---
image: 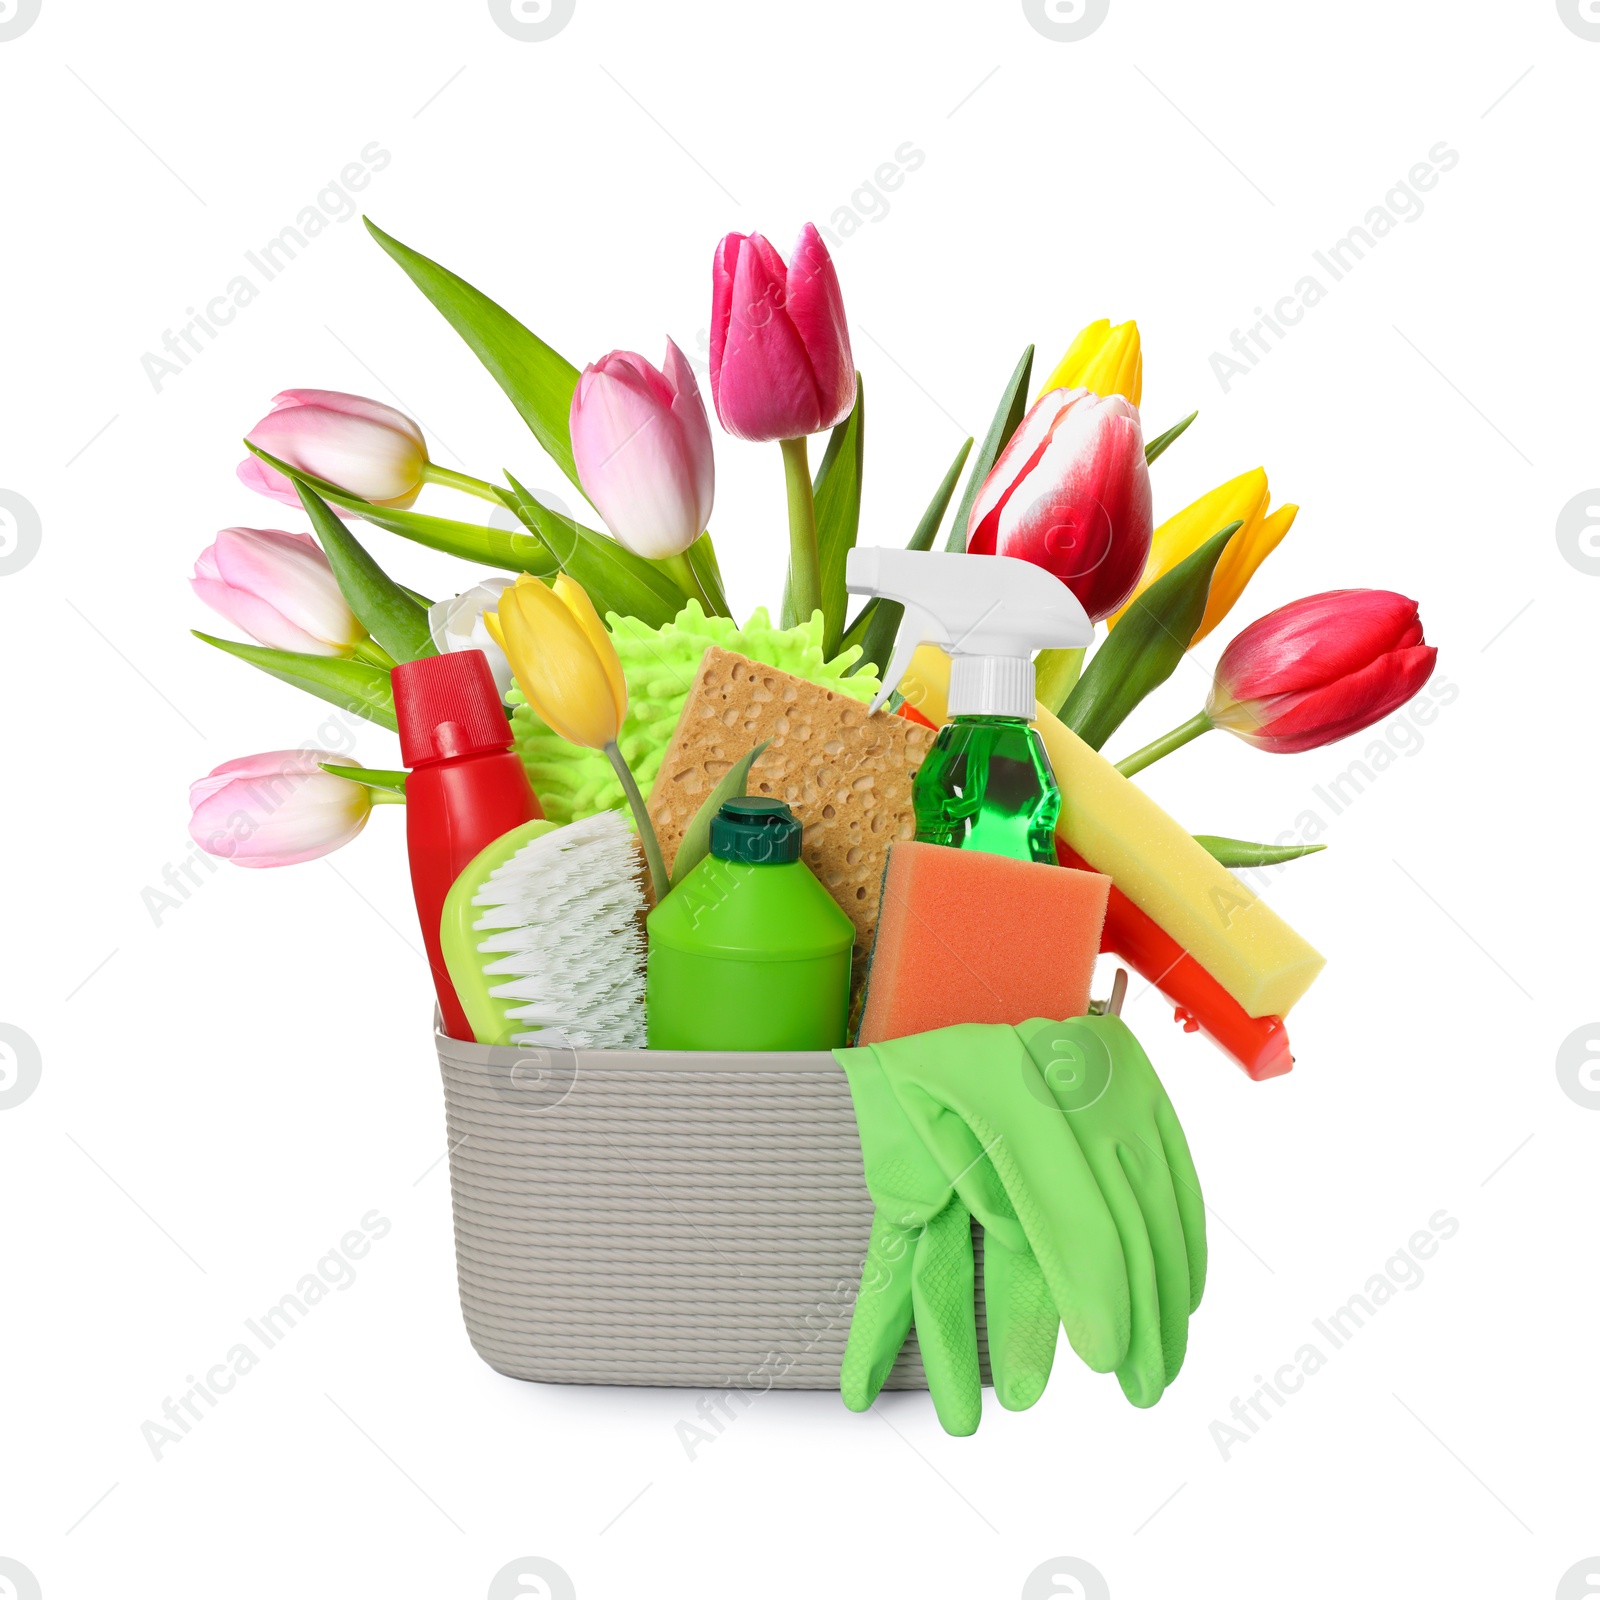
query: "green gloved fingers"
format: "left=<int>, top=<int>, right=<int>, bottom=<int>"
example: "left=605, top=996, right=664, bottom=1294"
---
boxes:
left=1084, top=1142, right=1167, bottom=1408
left=1155, top=1097, right=1209, bottom=1313
left=975, top=1109, right=1128, bottom=1375
left=837, top=1042, right=993, bottom=1430
left=883, top=1026, right=1131, bottom=1376
left=909, top=1199, right=982, bottom=1436
left=957, top=1179, right=1057, bottom=1413
left=841, top=1210, right=919, bottom=1413
left=1116, top=1140, right=1195, bottom=1386
left=1018, top=1013, right=1209, bottom=1408
left=981, top=1233, right=1059, bottom=1412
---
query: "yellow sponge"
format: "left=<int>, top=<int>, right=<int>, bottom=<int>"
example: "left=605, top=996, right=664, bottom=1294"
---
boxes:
left=901, top=646, right=1325, bottom=1019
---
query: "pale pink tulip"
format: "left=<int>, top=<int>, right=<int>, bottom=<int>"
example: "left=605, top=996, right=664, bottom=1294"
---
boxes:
left=570, top=342, right=715, bottom=559
left=191, top=527, right=364, bottom=656
left=238, top=389, right=427, bottom=508
left=710, top=225, right=855, bottom=441
left=188, top=750, right=373, bottom=867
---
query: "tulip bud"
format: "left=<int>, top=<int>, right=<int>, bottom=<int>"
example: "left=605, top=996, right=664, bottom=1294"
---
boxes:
left=966, top=388, right=1154, bottom=622
left=428, top=577, right=515, bottom=698
left=1208, top=590, right=1438, bottom=753
left=709, top=224, right=855, bottom=441
left=189, top=750, right=374, bottom=866
left=238, top=389, right=428, bottom=508
left=1109, top=467, right=1298, bottom=644
left=1038, top=318, right=1143, bottom=406
left=484, top=574, right=629, bottom=750
left=570, top=342, right=715, bottom=559
left=191, top=527, right=365, bottom=656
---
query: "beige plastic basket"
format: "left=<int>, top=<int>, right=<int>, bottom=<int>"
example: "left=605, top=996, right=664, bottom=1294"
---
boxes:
left=435, top=1028, right=991, bottom=1390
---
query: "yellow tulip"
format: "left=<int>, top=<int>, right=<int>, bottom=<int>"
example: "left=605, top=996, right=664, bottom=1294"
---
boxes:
left=1037, top=318, right=1142, bottom=407
left=1106, top=468, right=1298, bottom=644
left=485, top=572, right=671, bottom=900
left=484, top=573, right=628, bottom=750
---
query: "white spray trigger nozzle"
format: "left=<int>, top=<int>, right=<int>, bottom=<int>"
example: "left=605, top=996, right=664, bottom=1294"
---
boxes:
left=845, top=547, right=1092, bottom=720
left=869, top=603, right=941, bottom=714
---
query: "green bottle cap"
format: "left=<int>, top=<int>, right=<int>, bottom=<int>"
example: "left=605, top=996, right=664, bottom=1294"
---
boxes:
left=710, top=797, right=803, bottom=865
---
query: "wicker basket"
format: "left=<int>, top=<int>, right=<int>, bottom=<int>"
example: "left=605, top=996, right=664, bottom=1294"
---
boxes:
left=436, top=1028, right=991, bottom=1390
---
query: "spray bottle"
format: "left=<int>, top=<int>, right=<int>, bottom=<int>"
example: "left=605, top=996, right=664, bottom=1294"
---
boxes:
left=393, top=650, right=543, bottom=1039
left=845, top=548, right=1092, bottom=863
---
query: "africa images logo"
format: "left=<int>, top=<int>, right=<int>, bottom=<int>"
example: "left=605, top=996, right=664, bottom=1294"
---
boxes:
left=0, top=0, right=42, bottom=42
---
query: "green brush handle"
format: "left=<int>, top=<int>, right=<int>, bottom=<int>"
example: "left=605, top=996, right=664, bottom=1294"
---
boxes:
left=439, top=819, right=559, bottom=1046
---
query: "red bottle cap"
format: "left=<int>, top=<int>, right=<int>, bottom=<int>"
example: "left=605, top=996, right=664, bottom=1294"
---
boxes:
left=393, top=651, right=513, bottom=768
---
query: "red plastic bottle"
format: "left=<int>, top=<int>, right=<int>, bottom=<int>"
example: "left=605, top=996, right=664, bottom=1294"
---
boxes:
left=394, top=651, right=543, bottom=1039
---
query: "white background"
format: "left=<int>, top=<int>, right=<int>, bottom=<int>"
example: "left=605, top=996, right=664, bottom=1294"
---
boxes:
left=2, top=2, right=1597, bottom=1596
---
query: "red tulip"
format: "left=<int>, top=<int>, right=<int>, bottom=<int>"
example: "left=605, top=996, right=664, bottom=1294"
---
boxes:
left=709, top=224, right=855, bottom=441
left=966, top=388, right=1153, bottom=622
left=1207, top=589, right=1437, bottom=753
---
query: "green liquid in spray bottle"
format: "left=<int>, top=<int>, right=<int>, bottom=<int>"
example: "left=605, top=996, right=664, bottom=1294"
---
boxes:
left=844, top=546, right=1091, bottom=867
left=913, top=713, right=1061, bottom=864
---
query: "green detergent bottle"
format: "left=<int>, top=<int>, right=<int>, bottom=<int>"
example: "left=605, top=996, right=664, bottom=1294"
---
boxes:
left=845, top=546, right=1094, bottom=864
left=647, top=798, right=854, bottom=1051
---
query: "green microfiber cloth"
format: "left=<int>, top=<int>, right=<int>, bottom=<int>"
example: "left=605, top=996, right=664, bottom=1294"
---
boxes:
left=511, top=602, right=880, bottom=825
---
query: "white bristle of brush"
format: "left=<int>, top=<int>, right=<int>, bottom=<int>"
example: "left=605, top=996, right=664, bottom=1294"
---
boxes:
left=470, top=810, right=647, bottom=1051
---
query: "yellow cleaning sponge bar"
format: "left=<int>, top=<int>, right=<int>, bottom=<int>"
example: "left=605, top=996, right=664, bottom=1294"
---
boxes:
left=901, top=647, right=1325, bottom=1018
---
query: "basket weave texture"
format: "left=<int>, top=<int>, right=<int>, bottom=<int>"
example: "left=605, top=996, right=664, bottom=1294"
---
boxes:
left=436, top=1031, right=992, bottom=1390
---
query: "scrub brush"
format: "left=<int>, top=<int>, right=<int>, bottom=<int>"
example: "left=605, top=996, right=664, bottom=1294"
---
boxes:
left=439, top=810, right=647, bottom=1050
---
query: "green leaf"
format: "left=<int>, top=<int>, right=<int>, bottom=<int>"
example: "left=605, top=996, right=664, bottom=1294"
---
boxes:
left=845, top=434, right=973, bottom=676
left=811, top=376, right=866, bottom=656
left=246, top=443, right=554, bottom=575
left=669, top=741, right=771, bottom=886
left=193, top=632, right=396, bottom=730
left=322, top=763, right=407, bottom=796
left=1060, top=521, right=1241, bottom=750
left=499, top=473, right=685, bottom=628
left=1145, top=410, right=1198, bottom=465
left=1194, top=835, right=1326, bottom=868
left=397, top=583, right=434, bottom=610
left=685, top=531, right=730, bottom=618
left=294, top=481, right=436, bottom=664
left=365, top=218, right=583, bottom=493
left=945, top=345, right=1034, bottom=551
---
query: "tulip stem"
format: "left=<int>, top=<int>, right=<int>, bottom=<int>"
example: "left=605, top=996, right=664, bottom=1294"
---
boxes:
left=421, top=462, right=505, bottom=505
left=605, top=739, right=671, bottom=906
left=659, top=550, right=718, bottom=619
left=779, top=436, right=823, bottom=627
left=352, top=637, right=399, bottom=670
left=1115, top=711, right=1213, bottom=779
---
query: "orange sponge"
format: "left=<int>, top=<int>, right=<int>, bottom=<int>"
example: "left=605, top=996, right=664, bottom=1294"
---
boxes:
left=857, top=842, right=1111, bottom=1045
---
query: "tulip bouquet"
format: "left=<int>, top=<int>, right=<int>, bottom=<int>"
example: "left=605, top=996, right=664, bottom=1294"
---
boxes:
left=186, top=216, right=1436, bottom=946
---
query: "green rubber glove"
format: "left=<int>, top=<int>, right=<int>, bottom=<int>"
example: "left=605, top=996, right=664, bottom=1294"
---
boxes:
left=837, top=1045, right=1063, bottom=1434
left=837, top=1023, right=1132, bottom=1434
left=1017, top=1013, right=1208, bottom=1408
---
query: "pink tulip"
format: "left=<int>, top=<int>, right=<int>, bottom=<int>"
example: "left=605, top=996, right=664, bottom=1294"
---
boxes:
left=238, top=389, right=428, bottom=508
left=189, top=750, right=374, bottom=867
left=570, top=342, right=715, bottom=559
left=1208, top=590, right=1438, bottom=753
left=191, top=527, right=365, bottom=656
left=710, top=224, right=855, bottom=441
left=966, top=388, right=1153, bottom=623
